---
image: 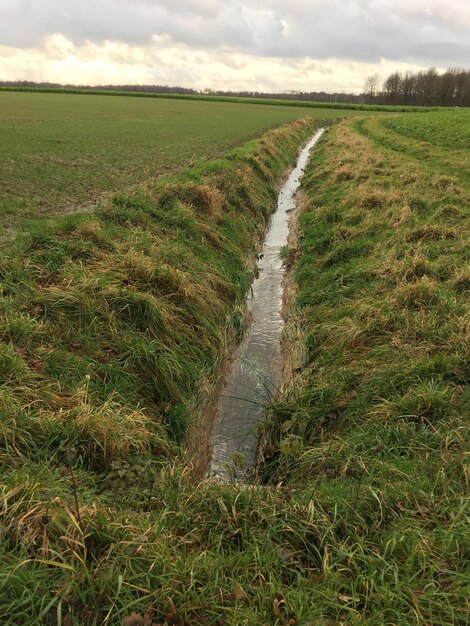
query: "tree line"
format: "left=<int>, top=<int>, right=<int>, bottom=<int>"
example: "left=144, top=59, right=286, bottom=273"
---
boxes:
left=0, top=80, right=199, bottom=95
left=0, top=80, right=363, bottom=104
left=365, top=68, right=470, bottom=106
left=2, top=67, right=469, bottom=107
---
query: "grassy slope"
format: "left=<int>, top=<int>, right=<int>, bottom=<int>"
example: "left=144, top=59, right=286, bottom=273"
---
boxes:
left=0, top=91, right=381, bottom=241
left=262, top=109, right=470, bottom=624
left=0, top=118, right=322, bottom=625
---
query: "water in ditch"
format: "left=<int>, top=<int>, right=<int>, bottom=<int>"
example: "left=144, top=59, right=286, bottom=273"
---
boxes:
left=210, top=128, right=325, bottom=480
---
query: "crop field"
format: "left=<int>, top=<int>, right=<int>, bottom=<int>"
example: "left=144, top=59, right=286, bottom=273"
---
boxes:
left=0, top=94, right=469, bottom=625
left=381, top=108, right=470, bottom=150
left=0, top=91, right=384, bottom=243
left=0, top=85, right=435, bottom=112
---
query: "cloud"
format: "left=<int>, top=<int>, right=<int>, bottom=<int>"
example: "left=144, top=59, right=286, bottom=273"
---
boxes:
left=0, top=35, right=432, bottom=93
left=0, top=0, right=467, bottom=91
left=0, top=0, right=469, bottom=66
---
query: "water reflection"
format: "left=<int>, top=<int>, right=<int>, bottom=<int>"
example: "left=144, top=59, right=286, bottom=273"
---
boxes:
left=211, top=129, right=325, bottom=480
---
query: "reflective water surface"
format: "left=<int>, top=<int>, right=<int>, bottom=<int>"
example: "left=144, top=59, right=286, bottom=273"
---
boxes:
left=210, top=129, right=325, bottom=479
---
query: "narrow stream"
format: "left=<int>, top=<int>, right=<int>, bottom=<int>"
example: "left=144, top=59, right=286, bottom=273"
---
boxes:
left=210, top=128, right=325, bottom=480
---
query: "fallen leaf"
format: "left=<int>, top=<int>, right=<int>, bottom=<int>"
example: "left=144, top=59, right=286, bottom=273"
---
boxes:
left=143, top=612, right=154, bottom=626
left=123, top=612, right=144, bottom=626
left=273, top=596, right=297, bottom=625
left=221, top=584, right=246, bottom=602
left=338, top=594, right=353, bottom=603
left=165, top=598, right=183, bottom=626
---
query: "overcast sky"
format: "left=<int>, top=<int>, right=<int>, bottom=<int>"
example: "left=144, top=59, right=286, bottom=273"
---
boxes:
left=0, top=0, right=468, bottom=93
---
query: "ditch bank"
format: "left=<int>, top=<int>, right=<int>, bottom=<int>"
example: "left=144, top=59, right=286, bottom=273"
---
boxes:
left=0, top=118, right=321, bottom=477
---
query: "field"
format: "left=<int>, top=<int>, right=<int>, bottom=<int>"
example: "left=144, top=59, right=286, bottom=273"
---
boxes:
left=0, top=91, right=383, bottom=243
left=0, top=85, right=435, bottom=112
left=0, top=94, right=469, bottom=625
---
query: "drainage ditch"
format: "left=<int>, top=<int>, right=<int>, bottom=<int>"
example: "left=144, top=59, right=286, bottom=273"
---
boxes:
left=210, top=128, right=325, bottom=480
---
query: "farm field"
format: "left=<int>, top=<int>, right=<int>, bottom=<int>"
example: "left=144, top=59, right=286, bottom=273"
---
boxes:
left=0, top=99, right=469, bottom=625
left=0, top=91, right=384, bottom=244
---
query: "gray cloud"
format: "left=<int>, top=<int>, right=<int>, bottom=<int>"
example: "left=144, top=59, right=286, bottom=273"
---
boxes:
left=0, top=0, right=469, bottom=66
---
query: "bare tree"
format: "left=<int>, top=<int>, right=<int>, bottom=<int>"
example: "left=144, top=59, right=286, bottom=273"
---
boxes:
left=381, top=66, right=470, bottom=106
left=383, top=72, right=401, bottom=104
left=363, top=73, right=380, bottom=104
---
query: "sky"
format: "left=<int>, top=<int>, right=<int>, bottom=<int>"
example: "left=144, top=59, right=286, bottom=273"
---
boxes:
left=0, top=0, right=469, bottom=93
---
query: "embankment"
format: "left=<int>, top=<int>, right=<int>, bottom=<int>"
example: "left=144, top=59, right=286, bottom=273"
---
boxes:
left=0, top=118, right=317, bottom=467
left=260, top=115, right=469, bottom=623
left=0, top=118, right=321, bottom=623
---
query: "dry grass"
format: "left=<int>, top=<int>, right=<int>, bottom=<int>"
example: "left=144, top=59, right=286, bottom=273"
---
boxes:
left=261, top=114, right=470, bottom=624
left=1, top=119, right=330, bottom=624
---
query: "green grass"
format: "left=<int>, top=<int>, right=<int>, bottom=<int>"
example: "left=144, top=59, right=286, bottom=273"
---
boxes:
left=0, top=91, right=384, bottom=243
left=0, top=118, right=316, bottom=464
left=0, top=85, right=436, bottom=112
left=261, top=110, right=470, bottom=624
left=0, top=118, right=330, bottom=625
left=353, top=110, right=470, bottom=185
left=382, top=108, right=470, bottom=149
left=1, top=100, right=468, bottom=624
